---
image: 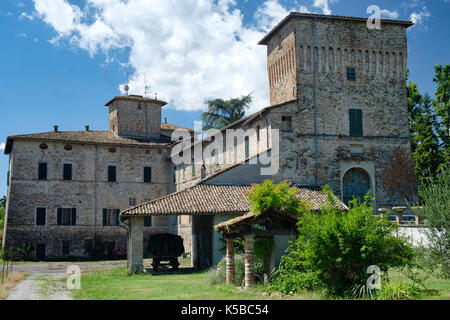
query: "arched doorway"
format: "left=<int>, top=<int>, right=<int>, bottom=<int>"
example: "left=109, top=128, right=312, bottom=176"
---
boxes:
left=342, top=168, right=371, bottom=205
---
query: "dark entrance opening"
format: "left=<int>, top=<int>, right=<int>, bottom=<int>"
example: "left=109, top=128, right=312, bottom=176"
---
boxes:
left=107, top=242, right=115, bottom=260
left=343, top=168, right=371, bottom=205
left=36, top=243, right=46, bottom=261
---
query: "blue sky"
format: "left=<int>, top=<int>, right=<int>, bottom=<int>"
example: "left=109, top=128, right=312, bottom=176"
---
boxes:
left=0, top=0, right=449, bottom=197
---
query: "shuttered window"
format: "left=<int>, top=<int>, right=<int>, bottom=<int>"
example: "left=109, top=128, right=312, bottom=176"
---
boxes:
left=103, top=208, right=120, bottom=226
left=36, top=207, right=46, bottom=226
left=108, top=166, right=116, bottom=182
left=38, top=163, right=47, bottom=180
left=144, top=216, right=152, bottom=227
left=144, top=167, right=152, bottom=183
left=63, top=163, right=72, bottom=180
left=349, top=109, right=363, bottom=137
left=347, top=68, right=356, bottom=81
left=282, top=116, right=292, bottom=132
left=57, top=208, right=76, bottom=226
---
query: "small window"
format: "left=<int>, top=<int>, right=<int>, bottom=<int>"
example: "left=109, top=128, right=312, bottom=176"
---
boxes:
left=129, top=198, right=136, bottom=206
left=57, top=208, right=76, bottom=226
left=144, top=216, right=152, bottom=227
left=36, top=207, right=46, bottom=226
left=245, top=136, right=250, bottom=159
left=108, top=165, right=117, bottom=182
left=347, top=68, right=356, bottom=81
left=282, top=116, right=292, bottom=132
left=144, top=167, right=152, bottom=183
left=63, top=163, right=72, bottom=181
left=62, top=241, right=70, bottom=256
left=103, top=209, right=120, bottom=226
left=173, top=166, right=177, bottom=183
left=38, top=163, right=47, bottom=180
left=349, top=109, right=363, bottom=137
left=191, top=158, right=196, bottom=176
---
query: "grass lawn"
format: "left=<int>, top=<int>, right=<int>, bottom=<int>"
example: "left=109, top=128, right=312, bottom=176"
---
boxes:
left=73, top=267, right=322, bottom=300
left=73, top=266, right=450, bottom=300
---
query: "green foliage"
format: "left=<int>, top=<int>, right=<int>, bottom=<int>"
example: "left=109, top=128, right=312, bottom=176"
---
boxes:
left=254, top=237, right=275, bottom=261
left=417, top=166, right=450, bottom=279
left=274, top=188, right=414, bottom=296
left=433, top=64, right=450, bottom=165
left=247, top=180, right=310, bottom=217
left=206, top=254, right=246, bottom=287
left=201, top=94, right=252, bottom=131
left=268, top=270, right=322, bottom=294
left=373, top=281, right=421, bottom=300
left=0, top=196, right=5, bottom=246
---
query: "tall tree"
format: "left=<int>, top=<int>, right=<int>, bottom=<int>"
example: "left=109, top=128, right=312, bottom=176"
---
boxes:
left=411, top=94, right=442, bottom=186
left=433, top=64, right=450, bottom=168
left=407, top=78, right=423, bottom=154
left=201, top=94, right=252, bottom=131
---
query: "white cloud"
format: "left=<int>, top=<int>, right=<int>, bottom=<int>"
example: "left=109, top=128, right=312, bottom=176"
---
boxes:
left=19, top=12, right=34, bottom=21
left=0, top=143, right=5, bottom=151
left=312, top=0, right=338, bottom=15
left=380, top=9, right=399, bottom=19
left=32, top=0, right=313, bottom=113
left=410, top=6, right=430, bottom=25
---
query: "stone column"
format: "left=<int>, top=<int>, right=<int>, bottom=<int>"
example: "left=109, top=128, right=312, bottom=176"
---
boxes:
left=225, top=238, right=235, bottom=285
left=393, top=207, right=406, bottom=225
left=244, top=235, right=255, bottom=288
left=128, top=216, right=144, bottom=274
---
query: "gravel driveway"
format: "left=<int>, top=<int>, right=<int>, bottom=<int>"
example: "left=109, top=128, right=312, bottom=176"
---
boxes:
left=6, top=261, right=127, bottom=300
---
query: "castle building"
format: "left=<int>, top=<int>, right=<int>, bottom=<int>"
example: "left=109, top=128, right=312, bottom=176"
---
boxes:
left=3, top=13, right=415, bottom=264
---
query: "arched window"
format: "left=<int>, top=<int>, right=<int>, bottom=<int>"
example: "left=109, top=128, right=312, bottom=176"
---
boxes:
left=343, top=168, right=371, bottom=205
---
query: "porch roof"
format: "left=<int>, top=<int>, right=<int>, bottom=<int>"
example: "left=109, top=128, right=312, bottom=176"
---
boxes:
left=120, top=184, right=347, bottom=219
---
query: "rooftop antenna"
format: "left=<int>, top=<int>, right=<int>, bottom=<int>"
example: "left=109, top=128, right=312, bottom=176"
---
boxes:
left=155, top=93, right=158, bottom=100
left=144, top=73, right=149, bottom=98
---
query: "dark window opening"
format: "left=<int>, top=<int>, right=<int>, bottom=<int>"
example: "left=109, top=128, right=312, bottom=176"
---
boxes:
left=103, top=208, right=120, bottom=226
left=38, top=163, right=47, bottom=180
left=349, top=109, right=363, bottom=137
left=144, top=216, right=152, bottom=227
left=57, top=208, right=76, bottom=226
left=245, top=136, right=250, bottom=159
left=62, top=241, right=70, bottom=256
left=63, top=163, right=72, bottom=181
left=282, top=116, right=292, bottom=132
left=347, top=68, right=356, bottom=81
left=108, top=165, right=117, bottom=182
left=84, top=240, right=93, bottom=254
left=144, top=166, right=152, bottom=183
left=191, top=158, right=196, bottom=176
left=129, top=198, right=136, bottom=206
left=36, top=207, right=46, bottom=226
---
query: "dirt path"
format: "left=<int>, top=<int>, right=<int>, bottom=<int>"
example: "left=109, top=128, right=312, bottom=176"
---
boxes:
left=5, top=261, right=127, bottom=300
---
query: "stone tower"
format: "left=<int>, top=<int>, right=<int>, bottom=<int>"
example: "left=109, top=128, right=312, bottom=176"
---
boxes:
left=105, top=95, right=167, bottom=140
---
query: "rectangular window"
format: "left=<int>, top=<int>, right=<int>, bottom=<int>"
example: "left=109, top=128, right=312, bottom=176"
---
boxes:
left=62, top=241, right=70, bottom=256
left=245, top=136, right=250, bottom=159
left=63, top=163, right=72, bottom=181
left=144, top=166, right=152, bottom=183
left=38, top=163, right=47, bottom=180
left=129, top=198, right=136, bottom=206
left=282, top=116, right=292, bottom=132
left=108, top=165, right=117, bottom=182
left=191, top=158, right=196, bottom=176
left=173, top=166, right=177, bottom=183
left=36, top=207, right=46, bottom=226
left=347, top=67, right=356, bottom=81
left=103, top=208, right=120, bottom=226
left=57, top=208, right=76, bottom=226
left=144, top=216, right=152, bottom=227
left=349, top=109, right=363, bottom=137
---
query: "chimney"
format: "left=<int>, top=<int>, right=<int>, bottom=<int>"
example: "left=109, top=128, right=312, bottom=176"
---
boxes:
left=85, top=125, right=90, bottom=132
left=54, top=125, right=59, bottom=132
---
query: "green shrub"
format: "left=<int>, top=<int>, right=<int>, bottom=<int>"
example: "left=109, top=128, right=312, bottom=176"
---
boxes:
left=276, top=186, right=414, bottom=297
left=374, top=281, right=421, bottom=300
left=205, top=254, right=246, bottom=287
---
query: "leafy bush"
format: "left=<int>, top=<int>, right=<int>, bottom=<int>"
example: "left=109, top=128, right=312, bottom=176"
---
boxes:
left=247, top=180, right=310, bottom=217
left=272, top=186, right=415, bottom=297
left=205, top=254, right=246, bottom=287
left=268, top=270, right=322, bottom=294
left=112, top=245, right=127, bottom=260
left=373, top=282, right=421, bottom=300
left=416, top=166, right=450, bottom=279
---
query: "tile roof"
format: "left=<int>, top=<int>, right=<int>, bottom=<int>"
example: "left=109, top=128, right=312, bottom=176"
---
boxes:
left=121, top=184, right=347, bottom=218
left=258, top=12, right=414, bottom=45
left=105, top=95, right=167, bottom=106
left=4, top=123, right=194, bottom=154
